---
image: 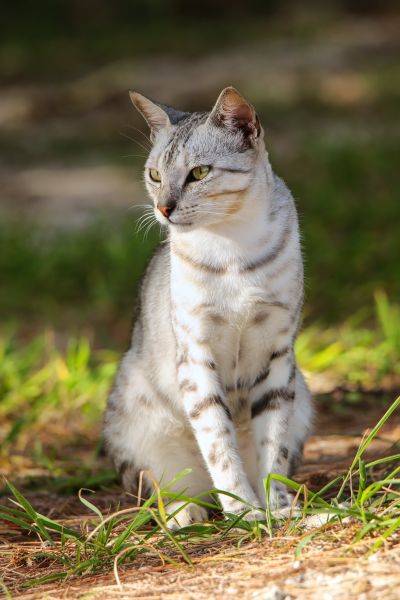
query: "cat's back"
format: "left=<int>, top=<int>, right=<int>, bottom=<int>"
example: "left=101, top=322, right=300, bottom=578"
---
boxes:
left=270, top=173, right=299, bottom=227
left=131, top=240, right=181, bottom=394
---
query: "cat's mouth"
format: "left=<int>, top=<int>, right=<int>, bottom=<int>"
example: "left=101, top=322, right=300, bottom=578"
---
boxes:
left=169, top=219, right=193, bottom=228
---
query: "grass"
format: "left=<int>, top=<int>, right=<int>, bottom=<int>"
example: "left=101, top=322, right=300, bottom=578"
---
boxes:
left=1, top=395, right=399, bottom=593
left=289, top=136, right=400, bottom=322
left=297, top=291, right=400, bottom=390
left=0, top=331, right=117, bottom=480
left=0, top=222, right=160, bottom=338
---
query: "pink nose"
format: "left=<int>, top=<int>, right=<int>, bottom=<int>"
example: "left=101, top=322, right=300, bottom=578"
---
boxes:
left=158, top=199, right=176, bottom=219
left=159, top=205, right=172, bottom=218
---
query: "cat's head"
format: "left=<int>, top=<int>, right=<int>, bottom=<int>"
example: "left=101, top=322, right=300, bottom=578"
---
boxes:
left=130, top=87, right=266, bottom=231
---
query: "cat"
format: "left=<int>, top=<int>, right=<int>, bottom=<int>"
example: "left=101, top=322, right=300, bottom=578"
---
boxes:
left=103, top=87, right=313, bottom=529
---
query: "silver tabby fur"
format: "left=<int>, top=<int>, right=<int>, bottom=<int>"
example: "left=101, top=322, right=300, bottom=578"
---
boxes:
left=104, top=87, right=313, bottom=528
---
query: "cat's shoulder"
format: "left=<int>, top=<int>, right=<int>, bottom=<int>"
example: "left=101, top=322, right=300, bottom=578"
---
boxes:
left=272, top=173, right=295, bottom=204
left=142, top=240, right=170, bottom=280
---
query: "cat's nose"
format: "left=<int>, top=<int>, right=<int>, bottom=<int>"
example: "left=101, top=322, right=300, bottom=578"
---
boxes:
left=158, top=199, right=176, bottom=219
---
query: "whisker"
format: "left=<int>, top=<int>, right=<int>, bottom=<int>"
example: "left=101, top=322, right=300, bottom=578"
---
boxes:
left=196, top=211, right=226, bottom=217
left=136, top=215, right=156, bottom=234
left=195, top=209, right=226, bottom=216
left=143, top=218, right=158, bottom=240
left=122, top=154, right=148, bottom=159
left=132, top=211, right=153, bottom=224
left=135, top=213, right=156, bottom=233
left=120, top=132, right=150, bottom=154
left=126, top=125, right=152, bottom=147
left=129, top=204, right=153, bottom=213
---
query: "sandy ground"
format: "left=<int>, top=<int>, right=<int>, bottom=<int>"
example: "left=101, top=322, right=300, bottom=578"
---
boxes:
left=10, top=538, right=399, bottom=600
left=1, top=394, right=399, bottom=599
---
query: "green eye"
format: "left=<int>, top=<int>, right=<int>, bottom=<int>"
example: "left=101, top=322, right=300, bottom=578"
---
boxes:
left=149, top=168, right=161, bottom=182
left=190, top=165, right=210, bottom=181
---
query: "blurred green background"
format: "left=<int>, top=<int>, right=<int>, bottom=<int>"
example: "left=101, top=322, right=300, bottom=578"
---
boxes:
left=1, top=0, right=400, bottom=478
left=1, top=0, right=400, bottom=333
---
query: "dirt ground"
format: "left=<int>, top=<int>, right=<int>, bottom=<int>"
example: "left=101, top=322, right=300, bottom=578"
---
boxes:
left=1, top=394, right=399, bottom=599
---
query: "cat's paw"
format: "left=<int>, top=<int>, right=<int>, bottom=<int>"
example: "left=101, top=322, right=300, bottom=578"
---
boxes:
left=166, top=502, right=208, bottom=530
left=241, top=507, right=266, bottom=521
left=262, top=484, right=298, bottom=517
left=224, top=499, right=265, bottom=522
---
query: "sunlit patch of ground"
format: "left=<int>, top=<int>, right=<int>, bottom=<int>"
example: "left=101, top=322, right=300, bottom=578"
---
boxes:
left=2, top=530, right=399, bottom=599
left=1, top=394, right=399, bottom=599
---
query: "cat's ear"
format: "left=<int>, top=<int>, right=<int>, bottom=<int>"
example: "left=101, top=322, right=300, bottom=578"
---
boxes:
left=129, top=91, right=171, bottom=138
left=208, top=87, right=261, bottom=144
left=129, top=91, right=189, bottom=140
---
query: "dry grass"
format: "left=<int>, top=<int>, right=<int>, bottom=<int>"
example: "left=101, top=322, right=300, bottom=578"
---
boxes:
left=1, top=395, right=400, bottom=600
left=2, top=522, right=399, bottom=599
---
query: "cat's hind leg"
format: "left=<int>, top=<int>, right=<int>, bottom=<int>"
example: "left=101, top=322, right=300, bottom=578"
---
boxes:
left=288, top=368, right=313, bottom=477
left=138, top=430, right=213, bottom=529
left=103, top=352, right=212, bottom=528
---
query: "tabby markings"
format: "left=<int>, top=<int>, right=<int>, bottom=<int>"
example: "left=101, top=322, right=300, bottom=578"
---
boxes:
left=251, top=388, right=295, bottom=418
left=173, top=246, right=226, bottom=274
left=270, top=347, right=290, bottom=361
left=189, top=394, right=232, bottom=420
left=241, top=225, right=292, bottom=272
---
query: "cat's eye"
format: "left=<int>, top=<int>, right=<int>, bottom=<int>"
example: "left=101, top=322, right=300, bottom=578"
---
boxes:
left=190, top=165, right=210, bottom=181
left=149, top=168, right=161, bottom=182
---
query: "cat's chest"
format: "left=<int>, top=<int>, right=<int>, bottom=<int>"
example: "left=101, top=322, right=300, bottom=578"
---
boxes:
left=209, top=275, right=257, bottom=314
left=211, top=300, right=288, bottom=374
left=171, top=255, right=295, bottom=381
left=200, top=278, right=291, bottom=381
left=197, top=270, right=287, bottom=320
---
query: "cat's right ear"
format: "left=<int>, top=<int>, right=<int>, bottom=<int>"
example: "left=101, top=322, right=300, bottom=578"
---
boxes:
left=129, top=91, right=171, bottom=139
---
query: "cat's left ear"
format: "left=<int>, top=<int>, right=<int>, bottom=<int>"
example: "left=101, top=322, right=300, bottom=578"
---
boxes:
left=208, top=87, right=261, bottom=145
left=129, top=91, right=189, bottom=141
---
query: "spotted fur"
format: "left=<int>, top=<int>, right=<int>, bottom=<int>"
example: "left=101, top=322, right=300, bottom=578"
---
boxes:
left=103, top=87, right=313, bottom=528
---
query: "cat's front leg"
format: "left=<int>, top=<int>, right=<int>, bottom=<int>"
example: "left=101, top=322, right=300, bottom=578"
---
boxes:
left=250, top=345, right=297, bottom=512
left=176, top=340, right=262, bottom=518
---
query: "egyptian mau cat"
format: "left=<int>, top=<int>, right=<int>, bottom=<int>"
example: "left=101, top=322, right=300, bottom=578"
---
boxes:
left=104, top=87, right=312, bottom=528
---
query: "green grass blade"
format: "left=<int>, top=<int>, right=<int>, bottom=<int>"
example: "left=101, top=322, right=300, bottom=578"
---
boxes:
left=295, top=532, right=316, bottom=558
left=0, top=509, right=41, bottom=535
left=78, top=489, right=104, bottom=520
left=0, top=577, right=13, bottom=600
left=151, top=511, right=193, bottom=566
left=5, top=480, right=53, bottom=542
left=367, top=517, right=400, bottom=555
left=5, top=479, right=38, bottom=521
left=337, top=395, right=400, bottom=498
left=22, top=572, right=68, bottom=588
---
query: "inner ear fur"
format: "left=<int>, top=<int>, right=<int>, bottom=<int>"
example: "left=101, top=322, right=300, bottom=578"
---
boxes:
left=208, top=86, right=261, bottom=143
